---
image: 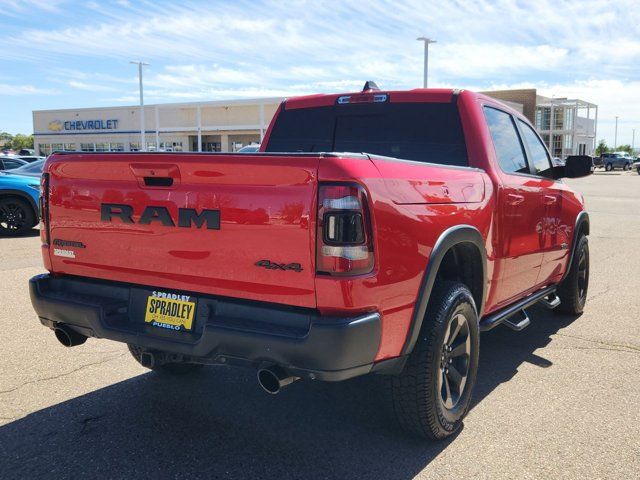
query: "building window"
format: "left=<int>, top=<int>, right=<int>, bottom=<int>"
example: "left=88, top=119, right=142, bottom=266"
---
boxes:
left=39, top=144, right=52, bottom=156
left=536, top=107, right=551, bottom=130
left=552, top=134, right=563, bottom=157
left=95, top=143, right=109, bottom=152
left=81, top=143, right=96, bottom=152
left=109, top=143, right=125, bottom=151
left=63, top=143, right=76, bottom=151
left=564, top=108, right=573, bottom=130
left=159, top=141, right=183, bottom=152
left=129, top=143, right=140, bottom=151
left=50, top=143, right=64, bottom=153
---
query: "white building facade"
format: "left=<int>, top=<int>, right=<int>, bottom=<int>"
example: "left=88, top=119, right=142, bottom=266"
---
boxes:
left=33, top=97, right=283, bottom=156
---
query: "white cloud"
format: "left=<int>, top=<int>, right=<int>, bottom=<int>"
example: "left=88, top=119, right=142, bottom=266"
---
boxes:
left=0, top=83, right=58, bottom=95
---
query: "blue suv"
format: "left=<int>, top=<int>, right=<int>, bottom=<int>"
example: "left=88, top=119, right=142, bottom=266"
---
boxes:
left=0, top=160, right=43, bottom=236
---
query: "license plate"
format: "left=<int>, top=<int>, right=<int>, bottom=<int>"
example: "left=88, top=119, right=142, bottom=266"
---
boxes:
left=144, top=292, right=196, bottom=332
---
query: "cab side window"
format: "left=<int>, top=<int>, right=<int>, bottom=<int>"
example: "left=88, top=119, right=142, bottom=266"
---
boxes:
left=518, top=119, right=554, bottom=178
left=484, top=106, right=529, bottom=175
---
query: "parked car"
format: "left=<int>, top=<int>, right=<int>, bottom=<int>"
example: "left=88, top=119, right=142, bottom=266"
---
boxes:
left=0, top=169, right=41, bottom=236
left=237, top=144, right=260, bottom=153
left=601, top=152, right=633, bottom=171
left=18, top=149, right=36, bottom=156
left=30, top=86, right=592, bottom=440
left=633, top=158, right=640, bottom=175
left=17, top=155, right=46, bottom=163
left=0, top=156, right=28, bottom=171
left=8, top=159, right=45, bottom=177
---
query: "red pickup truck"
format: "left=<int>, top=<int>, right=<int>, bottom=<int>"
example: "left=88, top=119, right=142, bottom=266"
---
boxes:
left=30, top=85, right=592, bottom=439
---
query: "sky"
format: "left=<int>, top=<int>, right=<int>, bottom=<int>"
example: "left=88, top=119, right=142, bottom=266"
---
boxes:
left=1, top=0, right=639, bottom=146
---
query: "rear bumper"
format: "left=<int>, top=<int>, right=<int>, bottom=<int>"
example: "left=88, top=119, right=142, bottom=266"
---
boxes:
left=29, top=274, right=384, bottom=381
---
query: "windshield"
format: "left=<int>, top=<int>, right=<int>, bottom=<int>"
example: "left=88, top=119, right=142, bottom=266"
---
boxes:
left=8, top=159, right=45, bottom=175
left=265, top=102, right=468, bottom=166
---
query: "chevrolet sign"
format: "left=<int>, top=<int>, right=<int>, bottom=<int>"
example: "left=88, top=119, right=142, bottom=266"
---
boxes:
left=47, top=119, right=119, bottom=132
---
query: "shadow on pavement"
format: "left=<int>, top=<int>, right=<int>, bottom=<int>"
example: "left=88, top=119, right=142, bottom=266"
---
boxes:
left=0, top=305, right=579, bottom=479
left=0, top=228, right=40, bottom=239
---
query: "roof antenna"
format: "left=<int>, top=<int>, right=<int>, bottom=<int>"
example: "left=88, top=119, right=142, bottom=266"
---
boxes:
left=362, top=81, right=380, bottom=92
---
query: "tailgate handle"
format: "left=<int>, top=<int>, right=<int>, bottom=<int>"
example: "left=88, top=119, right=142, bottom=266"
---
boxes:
left=144, top=176, right=173, bottom=187
left=130, top=163, right=180, bottom=188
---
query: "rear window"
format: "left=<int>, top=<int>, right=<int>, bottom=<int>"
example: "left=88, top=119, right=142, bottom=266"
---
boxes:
left=265, top=102, right=468, bottom=167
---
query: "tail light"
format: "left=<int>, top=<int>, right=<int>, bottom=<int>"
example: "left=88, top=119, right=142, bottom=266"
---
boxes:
left=40, top=173, right=50, bottom=245
left=316, top=183, right=374, bottom=275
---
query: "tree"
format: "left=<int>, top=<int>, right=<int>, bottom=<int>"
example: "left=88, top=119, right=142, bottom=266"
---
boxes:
left=9, top=134, right=34, bottom=151
left=0, top=132, right=12, bottom=147
left=615, top=144, right=633, bottom=154
left=595, top=139, right=608, bottom=156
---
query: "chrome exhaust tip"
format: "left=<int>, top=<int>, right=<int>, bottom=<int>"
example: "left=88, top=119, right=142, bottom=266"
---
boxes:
left=257, top=366, right=298, bottom=394
left=54, top=325, right=87, bottom=347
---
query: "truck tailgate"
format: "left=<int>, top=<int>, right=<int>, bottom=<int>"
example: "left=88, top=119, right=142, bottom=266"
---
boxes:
left=44, top=153, right=319, bottom=308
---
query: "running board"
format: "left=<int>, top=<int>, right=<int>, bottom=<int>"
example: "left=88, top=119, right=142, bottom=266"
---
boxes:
left=502, top=310, right=530, bottom=331
left=479, top=286, right=556, bottom=332
left=540, top=292, right=561, bottom=309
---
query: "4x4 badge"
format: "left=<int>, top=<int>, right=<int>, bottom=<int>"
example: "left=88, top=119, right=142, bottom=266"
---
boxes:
left=255, top=260, right=303, bottom=272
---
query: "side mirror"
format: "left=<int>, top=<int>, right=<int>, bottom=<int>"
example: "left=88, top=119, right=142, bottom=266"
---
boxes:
left=554, top=155, right=594, bottom=179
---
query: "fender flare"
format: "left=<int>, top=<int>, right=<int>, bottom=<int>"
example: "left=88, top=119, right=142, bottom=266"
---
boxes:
left=401, top=224, right=487, bottom=356
left=560, top=211, right=590, bottom=283
left=0, top=189, right=39, bottom=218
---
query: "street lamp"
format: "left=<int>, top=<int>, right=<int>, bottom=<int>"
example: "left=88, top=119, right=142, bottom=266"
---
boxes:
left=130, top=61, right=149, bottom=151
left=614, top=116, right=619, bottom=149
left=416, top=37, right=437, bottom=88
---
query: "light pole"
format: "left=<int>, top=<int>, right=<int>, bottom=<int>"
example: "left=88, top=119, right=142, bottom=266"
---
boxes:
left=130, top=61, right=149, bottom=151
left=614, top=116, right=619, bottom=149
left=416, top=37, right=437, bottom=88
left=632, top=128, right=635, bottom=152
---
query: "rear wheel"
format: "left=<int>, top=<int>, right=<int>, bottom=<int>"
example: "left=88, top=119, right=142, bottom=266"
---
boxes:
left=556, top=235, right=589, bottom=315
left=128, top=344, right=204, bottom=375
left=605, top=163, right=613, bottom=171
left=637, top=167, right=640, bottom=175
left=388, top=282, right=479, bottom=439
left=0, top=197, right=36, bottom=237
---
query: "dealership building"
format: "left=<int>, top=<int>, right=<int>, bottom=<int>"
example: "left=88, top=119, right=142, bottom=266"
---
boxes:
left=33, top=88, right=597, bottom=158
left=33, top=97, right=283, bottom=156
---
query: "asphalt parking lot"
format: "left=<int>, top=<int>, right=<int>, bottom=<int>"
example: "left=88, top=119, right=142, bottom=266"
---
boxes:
left=0, top=171, right=638, bottom=479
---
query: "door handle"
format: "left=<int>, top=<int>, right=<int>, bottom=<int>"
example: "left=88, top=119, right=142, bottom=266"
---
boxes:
left=543, top=195, right=558, bottom=205
left=506, top=193, right=525, bottom=205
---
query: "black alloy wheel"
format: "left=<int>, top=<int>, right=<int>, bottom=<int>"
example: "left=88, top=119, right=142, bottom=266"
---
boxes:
left=0, top=198, right=35, bottom=237
left=438, top=313, right=472, bottom=411
left=557, top=234, right=589, bottom=315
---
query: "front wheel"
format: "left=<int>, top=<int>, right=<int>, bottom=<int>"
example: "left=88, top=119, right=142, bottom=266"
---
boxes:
left=605, top=163, right=613, bottom=171
left=388, top=282, right=479, bottom=439
left=637, top=167, right=640, bottom=175
left=623, top=163, right=629, bottom=171
left=0, top=197, right=36, bottom=237
left=556, top=235, right=589, bottom=315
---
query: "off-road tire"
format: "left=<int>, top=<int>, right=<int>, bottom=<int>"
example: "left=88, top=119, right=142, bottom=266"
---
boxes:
left=128, top=344, right=204, bottom=375
left=556, top=234, right=589, bottom=315
left=388, top=281, right=479, bottom=439
left=0, top=197, right=36, bottom=237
